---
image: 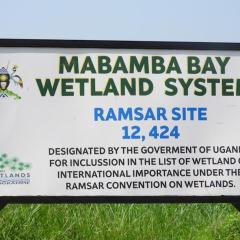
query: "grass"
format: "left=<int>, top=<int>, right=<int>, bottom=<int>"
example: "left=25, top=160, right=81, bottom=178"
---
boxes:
left=0, top=203, right=240, bottom=240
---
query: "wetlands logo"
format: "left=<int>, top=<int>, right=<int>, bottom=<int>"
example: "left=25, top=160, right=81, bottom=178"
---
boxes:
left=0, top=64, right=23, bottom=100
left=0, top=153, right=31, bottom=185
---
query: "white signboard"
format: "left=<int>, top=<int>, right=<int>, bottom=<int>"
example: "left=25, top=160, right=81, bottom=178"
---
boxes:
left=0, top=40, right=240, bottom=202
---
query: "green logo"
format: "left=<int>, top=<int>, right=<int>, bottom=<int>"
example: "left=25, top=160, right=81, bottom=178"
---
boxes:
left=0, top=153, right=31, bottom=171
left=0, top=64, right=23, bottom=100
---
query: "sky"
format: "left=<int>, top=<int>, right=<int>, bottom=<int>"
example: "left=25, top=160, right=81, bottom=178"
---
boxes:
left=0, top=0, right=239, bottom=42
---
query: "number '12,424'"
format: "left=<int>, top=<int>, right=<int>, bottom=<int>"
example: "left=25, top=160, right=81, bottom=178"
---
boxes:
left=122, top=125, right=180, bottom=141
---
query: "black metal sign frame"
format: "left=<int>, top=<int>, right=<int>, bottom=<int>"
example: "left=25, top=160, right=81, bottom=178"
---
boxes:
left=0, top=39, right=240, bottom=210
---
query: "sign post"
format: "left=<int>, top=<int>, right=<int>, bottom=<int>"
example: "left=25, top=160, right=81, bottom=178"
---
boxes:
left=1, top=39, right=240, bottom=211
left=0, top=201, right=6, bottom=211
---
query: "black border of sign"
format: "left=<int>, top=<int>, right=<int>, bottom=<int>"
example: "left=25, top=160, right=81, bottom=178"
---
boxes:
left=0, top=39, right=240, bottom=206
left=0, top=38, right=240, bottom=50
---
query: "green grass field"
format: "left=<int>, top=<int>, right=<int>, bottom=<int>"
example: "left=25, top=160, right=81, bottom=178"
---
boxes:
left=0, top=203, right=240, bottom=240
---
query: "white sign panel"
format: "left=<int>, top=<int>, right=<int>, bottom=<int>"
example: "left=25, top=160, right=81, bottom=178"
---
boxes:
left=1, top=41, right=240, bottom=200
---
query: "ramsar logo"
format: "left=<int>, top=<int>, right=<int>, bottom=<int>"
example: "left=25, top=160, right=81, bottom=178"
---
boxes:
left=0, top=153, right=31, bottom=185
left=0, top=153, right=31, bottom=171
left=0, top=64, right=23, bottom=100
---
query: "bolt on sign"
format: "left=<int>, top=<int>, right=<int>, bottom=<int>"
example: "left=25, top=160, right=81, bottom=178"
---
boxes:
left=1, top=39, right=240, bottom=210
